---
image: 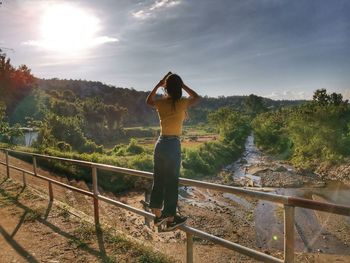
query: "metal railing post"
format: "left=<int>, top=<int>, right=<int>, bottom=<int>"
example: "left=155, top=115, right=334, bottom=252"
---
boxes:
left=144, top=190, right=151, bottom=227
left=32, top=156, right=37, bottom=176
left=22, top=171, right=26, bottom=187
left=186, top=232, right=194, bottom=263
left=5, top=150, right=10, bottom=178
left=48, top=182, right=54, bottom=201
left=284, top=205, right=295, bottom=263
left=92, top=166, right=99, bottom=225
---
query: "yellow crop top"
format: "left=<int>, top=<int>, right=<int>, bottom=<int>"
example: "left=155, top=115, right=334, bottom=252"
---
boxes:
left=154, top=97, right=190, bottom=136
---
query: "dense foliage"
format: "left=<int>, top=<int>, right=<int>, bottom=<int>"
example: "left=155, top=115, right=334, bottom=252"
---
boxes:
left=0, top=49, right=35, bottom=114
left=0, top=49, right=33, bottom=143
left=40, top=91, right=128, bottom=149
left=182, top=108, right=251, bottom=178
left=252, top=89, right=350, bottom=169
left=35, top=78, right=303, bottom=126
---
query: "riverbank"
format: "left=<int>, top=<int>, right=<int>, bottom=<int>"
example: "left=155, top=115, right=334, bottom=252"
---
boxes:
left=315, top=161, right=350, bottom=186
left=222, top=141, right=326, bottom=188
left=223, top=134, right=350, bottom=188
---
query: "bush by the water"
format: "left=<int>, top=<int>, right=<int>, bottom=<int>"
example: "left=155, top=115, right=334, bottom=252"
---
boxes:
left=252, top=89, right=350, bottom=169
left=112, top=138, right=145, bottom=156
left=182, top=108, right=250, bottom=178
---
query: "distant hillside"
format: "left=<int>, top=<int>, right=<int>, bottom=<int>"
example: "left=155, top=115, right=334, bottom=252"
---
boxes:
left=36, top=78, right=156, bottom=126
left=36, top=78, right=305, bottom=126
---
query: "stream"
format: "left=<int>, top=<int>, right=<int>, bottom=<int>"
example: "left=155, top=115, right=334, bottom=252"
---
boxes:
left=179, top=134, right=350, bottom=254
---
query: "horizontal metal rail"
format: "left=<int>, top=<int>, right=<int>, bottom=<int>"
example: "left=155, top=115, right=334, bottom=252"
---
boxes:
left=1, top=148, right=350, bottom=263
left=6, top=163, right=94, bottom=197
left=180, top=225, right=283, bottom=263
left=288, top=196, right=350, bottom=216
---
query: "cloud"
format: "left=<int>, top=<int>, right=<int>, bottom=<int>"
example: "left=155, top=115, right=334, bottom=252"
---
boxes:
left=91, top=36, right=119, bottom=45
left=266, top=90, right=311, bottom=100
left=342, top=89, right=350, bottom=100
left=22, top=36, right=118, bottom=50
left=132, top=0, right=181, bottom=20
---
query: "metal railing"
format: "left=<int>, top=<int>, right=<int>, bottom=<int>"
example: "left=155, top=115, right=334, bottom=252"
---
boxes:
left=0, top=148, right=349, bottom=263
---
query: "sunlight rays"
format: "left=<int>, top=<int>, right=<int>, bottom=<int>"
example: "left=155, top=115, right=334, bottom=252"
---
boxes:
left=23, top=3, right=118, bottom=56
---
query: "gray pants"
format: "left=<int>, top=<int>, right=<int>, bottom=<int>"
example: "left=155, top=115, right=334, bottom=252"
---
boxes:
left=149, top=136, right=181, bottom=217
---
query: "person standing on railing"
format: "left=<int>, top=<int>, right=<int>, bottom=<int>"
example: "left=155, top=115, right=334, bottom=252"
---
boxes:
left=146, top=72, right=200, bottom=230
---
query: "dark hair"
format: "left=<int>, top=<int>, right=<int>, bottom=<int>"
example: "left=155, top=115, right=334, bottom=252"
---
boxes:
left=165, top=74, right=183, bottom=110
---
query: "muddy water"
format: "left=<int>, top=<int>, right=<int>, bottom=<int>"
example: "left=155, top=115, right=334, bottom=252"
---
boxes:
left=180, top=134, right=350, bottom=254
left=241, top=135, right=350, bottom=254
left=255, top=184, right=350, bottom=254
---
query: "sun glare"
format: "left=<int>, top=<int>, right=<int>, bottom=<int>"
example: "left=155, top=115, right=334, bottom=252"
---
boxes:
left=38, top=4, right=101, bottom=52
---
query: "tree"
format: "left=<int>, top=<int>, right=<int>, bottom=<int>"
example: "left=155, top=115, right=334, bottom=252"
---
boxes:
left=104, top=104, right=127, bottom=130
left=329, top=92, right=345, bottom=106
left=313, top=89, right=329, bottom=106
left=0, top=102, right=9, bottom=137
left=312, top=89, right=347, bottom=106
left=208, top=107, right=250, bottom=144
left=0, top=49, right=35, bottom=114
left=244, top=94, right=268, bottom=116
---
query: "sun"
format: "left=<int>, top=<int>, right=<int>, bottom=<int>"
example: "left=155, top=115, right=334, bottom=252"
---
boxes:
left=39, top=4, right=100, bottom=52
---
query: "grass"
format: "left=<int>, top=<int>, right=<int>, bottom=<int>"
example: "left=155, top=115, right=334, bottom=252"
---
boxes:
left=73, top=222, right=96, bottom=240
left=69, top=223, right=175, bottom=263
left=123, top=126, right=159, bottom=131
left=57, top=205, right=71, bottom=220
left=24, top=208, right=44, bottom=222
left=136, top=135, right=217, bottom=151
left=183, top=125, right=216, bottom=136
left=68, top=237, right=89, bottom=249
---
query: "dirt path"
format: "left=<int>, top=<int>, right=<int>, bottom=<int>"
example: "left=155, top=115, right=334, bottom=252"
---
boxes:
left=0, top=176, right=106, bottom=263
left=0, top=174, right=177, bottom=263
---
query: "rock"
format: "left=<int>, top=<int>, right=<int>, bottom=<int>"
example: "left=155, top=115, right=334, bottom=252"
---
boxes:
left=315, top=161, right=350, bottom=185
left=175, top=232, right=181, bottom=239
left=275, top=166, right=288, bottom=172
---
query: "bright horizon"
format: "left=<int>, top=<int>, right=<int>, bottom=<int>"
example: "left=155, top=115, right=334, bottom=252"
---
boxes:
left=1, top=0, right=350, bottom=99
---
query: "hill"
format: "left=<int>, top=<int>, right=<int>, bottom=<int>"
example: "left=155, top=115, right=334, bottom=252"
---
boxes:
left=34, top=78, right=305, bottom=126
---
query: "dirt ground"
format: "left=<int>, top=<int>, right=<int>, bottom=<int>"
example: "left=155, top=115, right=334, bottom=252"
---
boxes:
left=0, top=175, right=177, bottom=263
left=1, top=152, right=349, bottom=263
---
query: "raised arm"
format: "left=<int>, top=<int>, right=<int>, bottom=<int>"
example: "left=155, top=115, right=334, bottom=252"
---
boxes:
left=146, top=72, right=172, bottom=107
left=182, top=83, right=200, bottom=107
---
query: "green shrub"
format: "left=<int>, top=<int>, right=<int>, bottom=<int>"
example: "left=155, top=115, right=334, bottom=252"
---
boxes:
left=81, top=139, right=103, bottom=154
left=126, top=139, right=144, bottom=154
left=252, top=90, right=350, bottom=169
left=129, top=153, right=153, bottom=172
left=56, top=141, right=72, bottom=152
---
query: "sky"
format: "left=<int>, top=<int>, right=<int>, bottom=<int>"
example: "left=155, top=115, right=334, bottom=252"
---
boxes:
left=0, top=0, right=350, bottom=99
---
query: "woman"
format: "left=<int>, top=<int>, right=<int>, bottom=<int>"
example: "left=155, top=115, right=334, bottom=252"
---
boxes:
left=146, top=72, right=200, bottom=230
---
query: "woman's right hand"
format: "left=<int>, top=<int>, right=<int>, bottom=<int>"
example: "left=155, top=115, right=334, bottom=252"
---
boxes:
left=158, top=71, right=172, bottom=87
